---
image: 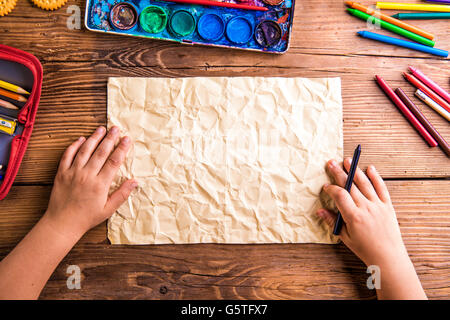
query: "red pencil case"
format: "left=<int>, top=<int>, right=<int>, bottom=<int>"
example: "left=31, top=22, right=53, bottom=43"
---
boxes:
left=0, top=45, right=43, bottom=200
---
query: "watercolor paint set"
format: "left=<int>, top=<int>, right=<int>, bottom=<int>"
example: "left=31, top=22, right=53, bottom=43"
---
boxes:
left=84, top=0, right=295, bottom=53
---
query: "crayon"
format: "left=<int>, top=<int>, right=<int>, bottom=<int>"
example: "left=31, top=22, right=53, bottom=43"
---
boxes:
left=375, top=75, right=438, bottom=147
left=408, top=66, right=450, bottom=104
left=345, top=1, right=435, bottom=40
left=392, top=12, right=450, bottom=19
left=0, top=98, right=18, bottom=110
left=159, top=0, right=268, bottom=11
left=415, top=89, right=450, bottom=122
left=403, top=73, right=450, bottom=113
left=357, top=31, right=448, bottom=57
left=376, top=2, right=450, bottom=12
left=347, top=9, right=435, bottom=47
left=0, top=79, right=29, bottom=95
left=0, top=88, right=27, bottom=102
left=396, top=88, right=450, bottom=157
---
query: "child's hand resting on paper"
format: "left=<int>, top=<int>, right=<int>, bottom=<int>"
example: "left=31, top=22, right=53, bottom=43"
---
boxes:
left=317, top=158, right=427, bottom=300
left=0, top=126, right=137, bottom=299
left=45, top=125, right=138, bottom=240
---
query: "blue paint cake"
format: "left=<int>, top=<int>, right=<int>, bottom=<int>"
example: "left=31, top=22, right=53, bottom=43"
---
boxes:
left=85, top=0, right=295, bottom=53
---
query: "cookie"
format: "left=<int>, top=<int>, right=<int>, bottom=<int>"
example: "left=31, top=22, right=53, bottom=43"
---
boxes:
left=0, top=0, right=18, bottom=17
left=31, top=0, right=68, bottom=11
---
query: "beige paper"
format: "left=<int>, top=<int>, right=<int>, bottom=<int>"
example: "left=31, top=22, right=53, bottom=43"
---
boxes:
left=107, top=77, right=343, bottom=245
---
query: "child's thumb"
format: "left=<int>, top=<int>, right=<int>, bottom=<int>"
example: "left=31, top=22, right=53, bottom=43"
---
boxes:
left=105, top=179, right=138, bottom=215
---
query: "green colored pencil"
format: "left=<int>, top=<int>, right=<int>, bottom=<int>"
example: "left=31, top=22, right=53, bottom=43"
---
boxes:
left=392, top=12, right=450, bottom=20
left=347, top=8, right=435, bottom=47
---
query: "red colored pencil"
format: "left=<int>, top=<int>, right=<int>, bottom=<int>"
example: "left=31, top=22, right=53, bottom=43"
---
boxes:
left=375, top=75, right=438, bottom=147
left=403, top=72, right=450, bottom=113
left=159, top=0, right=268, bottom=11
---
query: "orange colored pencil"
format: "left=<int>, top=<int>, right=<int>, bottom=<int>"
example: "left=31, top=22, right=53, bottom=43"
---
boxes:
left=345, top=1, right=435, bottom=41
left=403, top=72, right=450, bottom=113
left=0, top=88, right=27, bottom=102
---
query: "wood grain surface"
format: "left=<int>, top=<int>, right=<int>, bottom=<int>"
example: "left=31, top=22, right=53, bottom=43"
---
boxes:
left=0, top=180, right=448, bottom=299
left=0, top=0, right=449, bottom=299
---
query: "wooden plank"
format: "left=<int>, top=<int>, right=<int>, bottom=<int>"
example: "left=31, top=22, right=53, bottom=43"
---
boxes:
left=12, top=60, right=450, bottom=184
left=0, top=181, right=448, bottom=299
left=1, top=1, right=448, bottom=181
left=0, top=1, right=449, bottom=62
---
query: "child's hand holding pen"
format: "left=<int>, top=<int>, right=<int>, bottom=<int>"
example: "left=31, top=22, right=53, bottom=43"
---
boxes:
left=317, top=158, right=427, bottom=300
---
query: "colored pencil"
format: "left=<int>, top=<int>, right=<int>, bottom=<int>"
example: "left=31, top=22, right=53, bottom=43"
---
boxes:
left=392, top=12, right=450, bottom=19
left=333, top=144, right=361, bottom=236
left=375, top=75, right=438, bottom=147
left=0, top=98, right=18, bottom=110
left=425, top=0, right=450, bottom=4
left=345, top=1, right=434, bottom=40
left=408, top=66, right=450, bottom=104
left=402, top=72, right=450, bottom=113
left=376, top=2, right=450, bottom=12
left=357, top=31, right=448, bottom=57
left=0, top=88, right=27, bottom=102
left=0, top=80, right=29, bottom=95
left=159, top=0, right=268, bottom=11
left=415, top=89, right=450, bottom=122
left=347, top=9, right=435, bottom=47
left=396, top=88, right=450, bottom=157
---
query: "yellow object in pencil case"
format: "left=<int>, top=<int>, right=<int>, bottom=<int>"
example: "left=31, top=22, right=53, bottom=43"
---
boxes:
left=0, top=116, right=16, bottom=135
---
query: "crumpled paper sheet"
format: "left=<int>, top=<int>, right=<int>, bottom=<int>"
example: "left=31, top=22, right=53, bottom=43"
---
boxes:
left=107, top=77, right=343, bottom=244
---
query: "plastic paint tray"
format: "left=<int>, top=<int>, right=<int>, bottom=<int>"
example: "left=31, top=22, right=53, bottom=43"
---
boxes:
left=84, top=0, right=295, bottom=53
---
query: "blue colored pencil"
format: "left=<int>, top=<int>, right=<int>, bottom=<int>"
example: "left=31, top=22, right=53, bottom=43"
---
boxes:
left=424, top=0, right=450, bottom=4
left=357, top=31, right=448, bottom=57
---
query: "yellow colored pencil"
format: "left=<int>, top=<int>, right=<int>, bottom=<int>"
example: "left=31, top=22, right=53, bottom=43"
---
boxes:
left=0, top=80, right=30, bottom=95
left=376, top=2, right=450, bottom=12
left=0, top=88, right=27, bottom=102
left=0, top=98, right=18, bottom=110
left=415, top=89, right=450, bottom=122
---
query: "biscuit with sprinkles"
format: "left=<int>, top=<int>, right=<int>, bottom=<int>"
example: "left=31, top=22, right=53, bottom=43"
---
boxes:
left=0, top=0, right=17, bottom=16
left=31, top=0, right=68, bottom=11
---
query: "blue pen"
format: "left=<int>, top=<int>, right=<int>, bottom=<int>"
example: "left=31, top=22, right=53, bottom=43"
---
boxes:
left=333, top=144, right=361, bottom=235
left=357, top=31, right=448, bottom=58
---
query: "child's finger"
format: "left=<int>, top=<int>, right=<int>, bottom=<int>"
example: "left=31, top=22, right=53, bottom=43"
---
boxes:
left=317, top=208, right=351, bottom=243
left=104, top=179, right=138, bottom=215
left=316, top=208, right=337, bottom=228
left=98, top=136, right=131, bottom=183
left=366, top=165, right=391, bottom=203
left=59, top=136, right=86, bottom=171
left=323, top=184, right=359, bottom=223
left=343, top=158, right=378, bottom=201
left=326, top=159, right=365, bottom=204
left=72, top=126, right=107, bottom=168
left=86, top=126, right=121, bottom=174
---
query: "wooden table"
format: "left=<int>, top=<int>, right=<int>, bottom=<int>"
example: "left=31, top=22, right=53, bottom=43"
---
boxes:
left=0, top=0, right=449, bottom=299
